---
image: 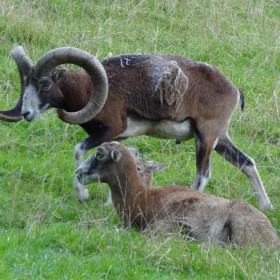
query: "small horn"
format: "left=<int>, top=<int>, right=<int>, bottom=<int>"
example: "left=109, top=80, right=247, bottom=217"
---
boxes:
left=34, top=47, right=108, bottom=124
left=0, top=46, right=33, bottom=122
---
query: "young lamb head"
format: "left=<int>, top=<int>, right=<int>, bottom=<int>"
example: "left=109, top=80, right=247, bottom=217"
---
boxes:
left=76, top=142, right=167, bottom=187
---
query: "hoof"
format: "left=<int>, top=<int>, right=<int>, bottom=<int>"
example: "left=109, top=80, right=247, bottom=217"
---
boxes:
left=75, top=187, right=90, bottom=202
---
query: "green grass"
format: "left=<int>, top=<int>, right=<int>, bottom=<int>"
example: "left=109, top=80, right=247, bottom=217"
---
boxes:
left=0, top=0, right=279, bottom=279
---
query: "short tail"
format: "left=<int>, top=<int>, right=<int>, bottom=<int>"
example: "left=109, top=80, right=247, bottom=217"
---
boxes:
left=239, top=89, right=245, bottom=111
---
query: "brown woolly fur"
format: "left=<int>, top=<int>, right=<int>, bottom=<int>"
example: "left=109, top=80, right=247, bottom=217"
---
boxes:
left=77, top=142, right=279, bottom=248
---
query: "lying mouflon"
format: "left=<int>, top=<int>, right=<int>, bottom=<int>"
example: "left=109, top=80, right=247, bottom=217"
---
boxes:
left=76, top=142, right=279, bottom=247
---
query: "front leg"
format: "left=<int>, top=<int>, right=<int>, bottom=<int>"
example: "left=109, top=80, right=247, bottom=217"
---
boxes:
left=74, top=122, right=124, bottom=202
left=74, top=142, right=90, bottom=202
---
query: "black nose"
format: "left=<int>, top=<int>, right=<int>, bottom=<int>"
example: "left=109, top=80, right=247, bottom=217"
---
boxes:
left=76, top=169, right=84, bottom=180
left=22, top=111, right=30, bottom=119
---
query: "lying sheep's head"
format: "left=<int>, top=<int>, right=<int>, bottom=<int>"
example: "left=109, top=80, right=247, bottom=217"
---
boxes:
left=76, top=142, right=167, bottom=187
left=76, top=142, right=125, bottom=185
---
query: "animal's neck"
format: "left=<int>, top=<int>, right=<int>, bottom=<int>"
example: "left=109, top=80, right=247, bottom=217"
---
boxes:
left=108, top=165, right=152, bottom=228
left=110, top=170, right=148, bottom=205
left=59, top=70, right=93, bottom=112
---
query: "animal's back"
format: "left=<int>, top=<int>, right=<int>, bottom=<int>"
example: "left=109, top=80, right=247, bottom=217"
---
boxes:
left=146, top=186, right=230, bottom=240
left=102, top=54, right=238, bottom=121
left=146, top=186, right=279, bottom=246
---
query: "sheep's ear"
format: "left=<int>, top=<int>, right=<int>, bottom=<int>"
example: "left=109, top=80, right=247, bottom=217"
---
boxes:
left=52, top=68, right=67, bottom=81
left=111, top=150, right=122, bottom=162
left=128, top=147, right=139, bottom=157
left=148, top=162, right=168, bottom=174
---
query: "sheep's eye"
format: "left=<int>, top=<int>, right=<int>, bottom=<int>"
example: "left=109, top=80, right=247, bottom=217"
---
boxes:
left=96, top=152, right=104, bottom=159
left=39, top=79, right=51, bottom=91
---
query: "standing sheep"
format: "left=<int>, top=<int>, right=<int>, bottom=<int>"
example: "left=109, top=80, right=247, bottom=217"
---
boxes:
left=0, top=46, right=272, bottom=209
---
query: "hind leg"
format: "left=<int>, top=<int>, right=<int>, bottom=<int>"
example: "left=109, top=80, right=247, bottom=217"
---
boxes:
left=192, top=122, right=219, bottom=192
left=228, top=201, right=279, bottom=246
left=214, top=133, right=272, bottom=209
left=192, top=139, right=212, bottom=192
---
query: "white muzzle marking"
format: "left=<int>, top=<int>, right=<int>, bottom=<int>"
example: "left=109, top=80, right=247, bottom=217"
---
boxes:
left=76, top=155, right=99, bottom=185
left=21, top=85, right=49, bottom=121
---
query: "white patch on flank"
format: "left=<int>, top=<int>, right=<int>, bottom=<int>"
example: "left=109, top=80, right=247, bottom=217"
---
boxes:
left=117, top=116, right=193, bottom=141
left=120, top=57, right=131, bottom=68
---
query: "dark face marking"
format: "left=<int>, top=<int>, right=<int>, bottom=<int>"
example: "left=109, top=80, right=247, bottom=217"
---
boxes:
left=90, top=154, right=99, bottom=170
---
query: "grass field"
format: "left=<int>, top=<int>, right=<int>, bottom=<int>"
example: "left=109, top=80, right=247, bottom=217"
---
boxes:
left=0, top=0, right=279, bottom=279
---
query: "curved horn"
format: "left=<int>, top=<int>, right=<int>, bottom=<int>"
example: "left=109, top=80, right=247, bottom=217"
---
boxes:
left=0, top=46, right=33, bottom=122
left=12, top=46, right=33, bottom=75
left=34, top=47, right=108, bottom=124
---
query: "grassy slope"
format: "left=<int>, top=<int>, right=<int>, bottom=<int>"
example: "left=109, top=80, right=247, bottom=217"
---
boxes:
left=0, top=0, right=279, bottom=279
